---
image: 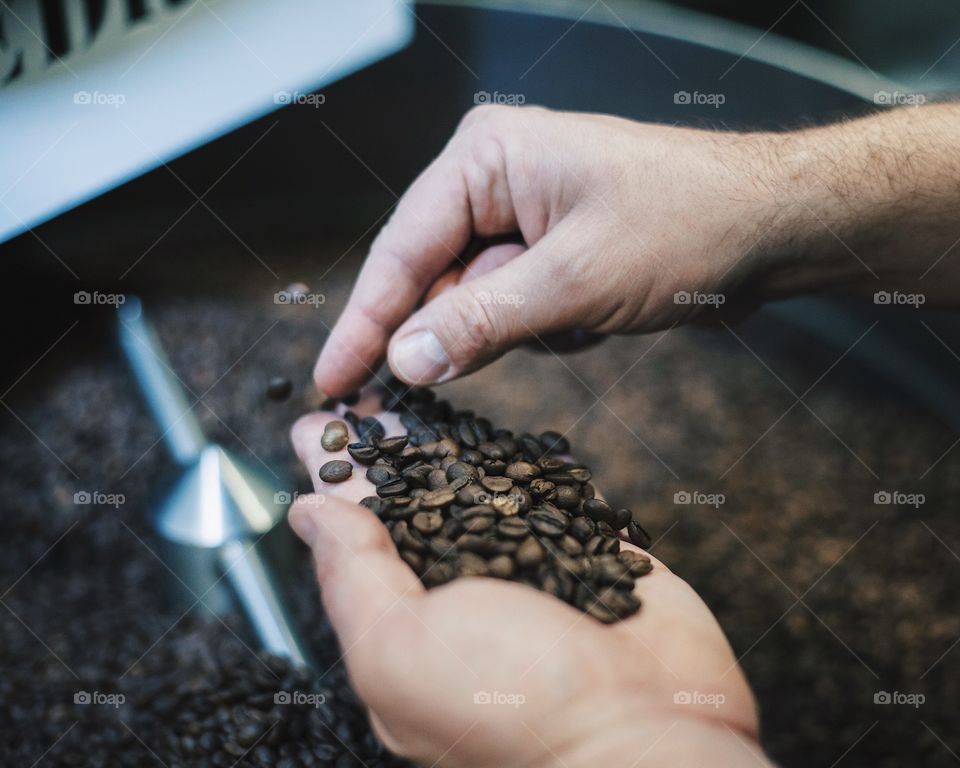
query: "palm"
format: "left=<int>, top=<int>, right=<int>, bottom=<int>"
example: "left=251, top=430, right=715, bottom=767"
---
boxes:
left=290, top=392, right=761, bottom=767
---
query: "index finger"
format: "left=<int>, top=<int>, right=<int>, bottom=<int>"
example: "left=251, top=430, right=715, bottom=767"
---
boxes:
left=313, top=114, right=518, bottom=396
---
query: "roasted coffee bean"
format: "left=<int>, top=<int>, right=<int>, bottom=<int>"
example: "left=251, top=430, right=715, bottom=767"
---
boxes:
left=412, top=511, right=444, bottom=535
left=377, top=477, right=409, bottom=498
left=434, top=438, right=461, bottom=458
left=618, top=550, right=653, bottom=576
left=528, top=478, right=557, bottom=502
left=358, top=416, right=386, bottom=443
left=497, top=516, right=529, bottom=539
left=266, top=376, right=293, bottom=401
left=505, top=461, right=540, bottom=482
left=627, top=520, right=652, bottom=549
left=446, top=461, right=479, bottom=482
left=319, top=460, right=353, bottom=483
left=422, top=560, right=456, bottom=587
left=529, top=507, right=569, bottom=537
left=427, top=468, right=449, bottom=490
left=558, top=534, right=584, bottom=555
left=611, top=507, right=632, bottom=530
left=480, top=475, right=513, bottom=494
left=400, top=550, right=424, bottom=572
left=569, top=516, right=596, bottom=542
left=487, top=554, right=516, bottom=579
left=482, top=459, right=508, bottom=475
left=376, top=436, right=409, bottom=454
left=420, top=488, right=457, bottom=509
left=457, top=552, right=489, bottom=577
left=583, top=498, right=616, bottom=525
left=594, top=554, right=631, bottom=586
left=321, top=420, right=350, bottom=451
left=346, top=442, right=379, bottom=465
left=516, top=536, right=545, bottom=567
left=366, top=465, right=399, bottom=486
left=554, top=485, right=580, bottom=509
left=539, top=430, right=569, bottom=454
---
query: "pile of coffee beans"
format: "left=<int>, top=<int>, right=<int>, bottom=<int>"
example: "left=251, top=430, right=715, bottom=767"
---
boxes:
left=322, top=382, right=653, bottom=623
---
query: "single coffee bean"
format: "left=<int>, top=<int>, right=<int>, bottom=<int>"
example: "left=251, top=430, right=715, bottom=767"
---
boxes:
left=420, top=488, right=456, bottom=509
left=582, top=498, right=616, bottom=525
left=627, top=520, right=652, bottom=549
left=446, top=461, right=479, bottom=482
left=496, top=517, right=529, bottom=539
left=611, top=507, right=631, bottom=530
left=618, top=550, right=653, bottom=576
left=516, top=536, right=545, bottom=567
left=558, top=534, right=583, bottom=555
left=358, top=416, right=386, bottom=443
left=319, top=460, right=353, bottom=483
left=376, top=436, right=409, bottom=454
left=539, top=430, right=569, bottom=454
left=569, top=516, right=596, bottom=542
left=594, top=554, right=631, bottom=586
left=554, top=485, right=580, bottom=509
left=457, top=552, right=489, bottom=577
left=376, top=477, right=409, bottom=498
left=321, top=420, right=350, bottom=452
left=427, top=469, right=448, bottom=490
left=480, top=476, right=513, bottom=494
left=505, top=461, right=540, bottom=482
left=266, top=376, right=293, bottom=401
left=366, top=465, right=399, bottom=486
left=347, top=442, right=379, bottom=465
left=412, top=511, right=444, bottom=534
left=528, top=478, right=557, bottom=502
left=528, top=507, right=569, bottom=537
left=487, top=554, right=515, bottom=579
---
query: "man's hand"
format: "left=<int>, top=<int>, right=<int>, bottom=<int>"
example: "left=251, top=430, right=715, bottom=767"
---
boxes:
left=314, top=105, right=776, bottom=395
left=288, top=393, right=770, bottom=767
left=315, top=103, right=960, bottom=397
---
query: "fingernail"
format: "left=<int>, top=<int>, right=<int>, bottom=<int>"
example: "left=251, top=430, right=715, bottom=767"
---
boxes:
left=391, top=330, right=450, bottom=384
left=288, top=507, right=317, bottom=545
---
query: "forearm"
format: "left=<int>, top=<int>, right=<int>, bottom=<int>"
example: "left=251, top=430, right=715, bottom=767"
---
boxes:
left=754, top=103, right=960, bottom=303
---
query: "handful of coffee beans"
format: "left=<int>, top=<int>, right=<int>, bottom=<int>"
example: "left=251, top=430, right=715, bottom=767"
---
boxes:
left=321, top=382, right=653, bottom=623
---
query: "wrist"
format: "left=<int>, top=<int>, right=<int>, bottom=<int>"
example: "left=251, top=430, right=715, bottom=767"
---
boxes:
left=535, top=713, right=772, bottom=768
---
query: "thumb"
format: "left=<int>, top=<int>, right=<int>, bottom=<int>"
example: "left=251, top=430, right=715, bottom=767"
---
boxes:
left=288, top=495, right=424, bottom=664
left=387, top=231, right=578, bottom=384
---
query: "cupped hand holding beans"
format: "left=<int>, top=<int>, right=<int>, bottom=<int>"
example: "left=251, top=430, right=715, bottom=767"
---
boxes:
left=287, top=390, right=768, bottom=768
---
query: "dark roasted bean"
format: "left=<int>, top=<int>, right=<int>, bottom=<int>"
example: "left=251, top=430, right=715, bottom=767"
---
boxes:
left=376, top=436, right=409, bottom=454
left=529, top=506, right=569, bottom=537
left=627, top=520, right=652, bottom=549
left=266, top=376, right=293, bottom=401
left=319, top=460, right=353, bottom=483
left=346, top=442, right=379, bottom=465
left=539, top=430, right=569, bottom=454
